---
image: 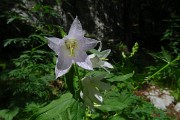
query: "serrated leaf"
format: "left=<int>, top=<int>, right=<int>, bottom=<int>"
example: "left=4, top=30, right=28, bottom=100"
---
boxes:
left=7, top=16, right=21, bottom=24
left=29, top=34, right=47, bottom=43
left=3, top=38, right=18, bottom=47
left=161, top=47, right=171, bottom=62
left=107, top=72, right=134, bottom=82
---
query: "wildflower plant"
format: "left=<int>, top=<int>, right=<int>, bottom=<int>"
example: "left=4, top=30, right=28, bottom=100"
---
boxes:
left=0, top=1, right=172, bottom=119
left=46, top=16, right=98, bottom=78
left=46, top=16, right=112, bottom=109
left=28, top=16, right=169, bottom=120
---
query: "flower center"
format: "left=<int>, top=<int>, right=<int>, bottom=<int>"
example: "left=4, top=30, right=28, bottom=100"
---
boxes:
left=65, top=39, right=77, bottom=56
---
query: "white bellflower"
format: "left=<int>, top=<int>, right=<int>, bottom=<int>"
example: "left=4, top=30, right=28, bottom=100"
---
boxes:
left=88, top=49, right=113, bottom=72
left=46, top=17, right=98, bottom=78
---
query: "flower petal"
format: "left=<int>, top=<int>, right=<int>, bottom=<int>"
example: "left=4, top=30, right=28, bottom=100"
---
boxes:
left=46, top=37, right=64, bottom=55
left=68, top=16, right=85, bottom=38
left=81, top=37, right=98, bottom=51
left=55, top=47, right=73, bottom=78
left=76, top=59, right=93, bottom=70
left=94, top=94, right=103, bottom=103
left=56, top=46, right=73, bottom=70
left=80, top=91, right=83, bottom=99
left=55, top=64, right=72, bottom=78
left=99, top=61, right=113, bottom=69
left=98, top=49, right=111, bottom=58
left=88, top=54, right=100, bottom=68
left=74, top=51, right=93, bottom=70
left=74, top=50, right=87, bottom=62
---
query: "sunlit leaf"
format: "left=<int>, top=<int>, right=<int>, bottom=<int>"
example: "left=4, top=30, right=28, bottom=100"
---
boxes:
left=30, top=93, right=84, bottom=120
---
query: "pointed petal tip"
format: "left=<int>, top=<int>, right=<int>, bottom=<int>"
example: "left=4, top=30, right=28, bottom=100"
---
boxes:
left=68, top=15, right=84, bottom=37
left=55, top=65, right=72, bottom=78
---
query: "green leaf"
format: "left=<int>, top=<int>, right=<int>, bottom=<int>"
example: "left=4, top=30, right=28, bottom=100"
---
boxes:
left=0, top=107, right=19, bottom=120
left=161, top=47, right=171, bottom=63
left=85, top=71, right=110, bottom=90
left=61, top=101, right=84, bottom=120
left=96, top=98, right=129, bottom=112
left=3, top=38, right=31, bottom=47
left=30, top=93, right=75, bottom=120
left=59, top=27, right=67, bottom=37
left=107, top=72, right=134, bottom=82
left=109, top=115, right=126, bottom=120
left=7, top=16, right=22, bottom=24
left=96, top=91, right=136, bottom=112
left=29, top=34, right=47, bottom=43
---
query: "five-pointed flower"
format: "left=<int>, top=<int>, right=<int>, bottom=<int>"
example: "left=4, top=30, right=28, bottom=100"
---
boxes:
left=88, top=49, right=113, bottom=72
left=46, top=16, right=98, bottom=78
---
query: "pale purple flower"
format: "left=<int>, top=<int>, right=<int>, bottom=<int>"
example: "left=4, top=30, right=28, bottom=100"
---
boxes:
left=46, top=16, right=98, bottom=78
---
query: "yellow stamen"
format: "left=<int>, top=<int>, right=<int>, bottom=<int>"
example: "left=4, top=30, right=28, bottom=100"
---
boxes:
left=65, top=39, right=77, bottom=56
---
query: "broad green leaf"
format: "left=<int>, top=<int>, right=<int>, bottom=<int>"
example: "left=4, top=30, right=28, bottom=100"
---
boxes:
left=93, top=79, right=111, bottom=90
left=30, top=93, right=73, bottom=120
left=107, top=72, right=134, bottom=82
left=0, top=107, right=19, bottom=120
left=61, top=101, right=84, bottom=120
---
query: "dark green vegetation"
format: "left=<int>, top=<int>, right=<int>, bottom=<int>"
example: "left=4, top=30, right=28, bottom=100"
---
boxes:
left=0, top=0, right=179, bottom=119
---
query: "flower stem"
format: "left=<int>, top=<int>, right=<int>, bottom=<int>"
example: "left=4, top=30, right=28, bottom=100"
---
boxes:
left=65, top=66, right=75, bottom=96
left=32, top=42, right=46, bottom=51
left=143, top=55, right=180, bottom=84
left=73, top=64, right=82, bottom=100
left=74, top=64, right=81, bottom=80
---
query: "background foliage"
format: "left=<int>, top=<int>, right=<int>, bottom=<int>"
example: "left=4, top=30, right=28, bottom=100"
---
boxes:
left=0, top=0, right=179, bottom=119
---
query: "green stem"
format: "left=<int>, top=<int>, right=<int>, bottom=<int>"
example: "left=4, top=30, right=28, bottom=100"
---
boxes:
left=65, top=66, right=75, bottom=96
left=143, top=56, right=180, bottom=84
left=32, top=42, right=46, bottom=51
left=73, top=64, right=82, bottom=100
left=74, top=64, right=81, bottom=80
